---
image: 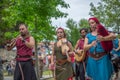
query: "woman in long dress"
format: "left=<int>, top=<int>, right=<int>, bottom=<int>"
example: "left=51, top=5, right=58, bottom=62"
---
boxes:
left=84, top=17, right=116, bottom=80
left=51, top=27, right=73, bottom=80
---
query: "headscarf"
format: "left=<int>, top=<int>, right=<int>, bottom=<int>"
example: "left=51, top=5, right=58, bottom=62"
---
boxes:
left=97, top=24, right=113, bottom=52
left=88, top=17, right=100, bottom=24
left=97, top=24, right=108, bottom=36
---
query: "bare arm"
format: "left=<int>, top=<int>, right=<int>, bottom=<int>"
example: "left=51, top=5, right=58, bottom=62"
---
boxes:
left=67, top=41, right=73, bottom=51
left=84, top=37, right=96, bottom=51
left=24, top=36, right=35, bottom=48
left=74, top=40, right=79, bottom=50
left=98, top=33, right=116, bottom=41
left=66, top=41, right=73, bottom=62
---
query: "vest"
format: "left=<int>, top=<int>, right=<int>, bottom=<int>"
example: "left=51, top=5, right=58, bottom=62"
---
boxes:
left=78, top=39, right=84, bottom=49
left=16, top=37, right=33, bottom=61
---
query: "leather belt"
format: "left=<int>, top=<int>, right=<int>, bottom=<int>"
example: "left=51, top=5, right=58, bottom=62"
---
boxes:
left=16, top=55, right=31, bottom=58
left=88, top=52, right=107, bottom=59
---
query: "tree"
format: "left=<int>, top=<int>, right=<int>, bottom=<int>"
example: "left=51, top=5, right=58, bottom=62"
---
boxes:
left=0, top=0, right=14, bottom=46
left=89, top=0, right=120, bottom=32
left=65, top=18, right=89, bottom=46
left=66, top=19, right=79, bottom=46
left=78, top=18, right=89, bottom=29
left=1, top=0, right=69, bottom=43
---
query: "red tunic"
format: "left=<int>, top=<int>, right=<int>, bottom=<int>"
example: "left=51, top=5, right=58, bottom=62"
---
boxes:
left=78, top=39, right=84, bottom=49
left=78, top=39, right=88, bottom=56
left=16, top=37, right=33, bottom=61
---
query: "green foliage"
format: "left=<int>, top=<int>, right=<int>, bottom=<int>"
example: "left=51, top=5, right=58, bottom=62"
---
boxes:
left=0, top=0, right=69, bottom=45
left=0, top=0, right=13, bottom=45
left=78, top=19, right=89, bottom=29
left=4, top=32, right=13, bottom=39
left=65, top=19, right=79, bottom=46
left=89, top=0, right=120, bottom=32
left=66, top=18, right=89, bottom=47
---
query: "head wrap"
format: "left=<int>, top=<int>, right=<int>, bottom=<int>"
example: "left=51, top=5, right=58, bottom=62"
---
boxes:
left=97, top=24, right=113, bottom=52
left=88, top=17, right=100, bottom=24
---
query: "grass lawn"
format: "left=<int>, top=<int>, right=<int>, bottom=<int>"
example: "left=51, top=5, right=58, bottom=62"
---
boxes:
left=43, top=69, right=53, bottom=75
left=47, top=78, right=54, bottom=80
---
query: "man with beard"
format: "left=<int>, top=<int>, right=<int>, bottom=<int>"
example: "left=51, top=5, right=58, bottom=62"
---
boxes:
left=74, top=28, right=88, bottom=80
left=6, top=23, right=37, bottom=80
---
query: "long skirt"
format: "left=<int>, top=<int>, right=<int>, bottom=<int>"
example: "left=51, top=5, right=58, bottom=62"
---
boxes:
left=86, top=54, right=114, bottom=80
left=55, top=62, right=73, bottom=80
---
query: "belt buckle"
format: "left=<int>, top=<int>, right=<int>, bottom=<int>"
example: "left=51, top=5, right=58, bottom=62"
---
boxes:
left=96, top=54, right=99, bottom=58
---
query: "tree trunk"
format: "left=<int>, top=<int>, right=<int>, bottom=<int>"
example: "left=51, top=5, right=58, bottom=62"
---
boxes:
left=35, top=39, right=40, bottom=80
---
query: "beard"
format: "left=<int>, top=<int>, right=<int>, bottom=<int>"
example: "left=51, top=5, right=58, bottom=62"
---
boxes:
left=20, top=30, right=29, bottom=37
left=21, top=32, right=26, bottom=37
left=82, top=35, right=85, bottom=38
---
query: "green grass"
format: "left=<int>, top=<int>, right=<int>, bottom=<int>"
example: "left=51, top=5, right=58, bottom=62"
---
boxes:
left=3, top=70, right=13, bottom=76
left=4, top=71, right=8, bottom=76
left=43, top=69, right=53, bottom=75
left=47, top=78, right=54, bottom=80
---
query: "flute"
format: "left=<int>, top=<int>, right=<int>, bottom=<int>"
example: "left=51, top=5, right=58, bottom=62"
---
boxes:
left=6, top=35, right=20, bottom=47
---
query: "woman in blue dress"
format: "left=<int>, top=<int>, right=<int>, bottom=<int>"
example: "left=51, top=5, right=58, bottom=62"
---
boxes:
left=84, top=17, right=116, bottom=80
